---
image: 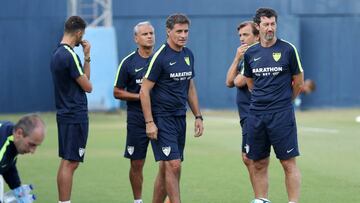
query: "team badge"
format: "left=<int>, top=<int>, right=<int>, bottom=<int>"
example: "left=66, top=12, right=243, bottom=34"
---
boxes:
left=245, top=144, right=250, bottom=154
left=162, top=146, right=171, bottom=156
left=184, top=56, right=190, bottom=66
left=272, top=52, right=281, bottom=62
left=79, top=148, right=85, bottom=157
left=127, top=146, right=134, bottom=155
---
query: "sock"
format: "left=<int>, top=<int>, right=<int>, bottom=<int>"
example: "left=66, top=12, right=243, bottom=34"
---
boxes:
left=289, top=202, right=296, bottom=203
left=59, top=201, right=71, bottom=203
left=134, top=199, right=143, bottom=203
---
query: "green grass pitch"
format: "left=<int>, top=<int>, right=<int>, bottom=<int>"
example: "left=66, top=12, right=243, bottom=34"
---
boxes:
left=1, top=108, right=360, bottom=202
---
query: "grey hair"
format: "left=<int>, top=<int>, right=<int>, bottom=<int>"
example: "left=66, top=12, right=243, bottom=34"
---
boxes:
left=14, top=114, right=45, bottom=137
left=133, top=21, right=153, bottom=35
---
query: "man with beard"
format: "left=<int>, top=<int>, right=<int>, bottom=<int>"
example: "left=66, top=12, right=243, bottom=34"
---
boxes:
left=113, top=21, right=155, bottom=203
left=50, top=16, right=92, bottom=203
left=243, top=8, right=303, bottom=203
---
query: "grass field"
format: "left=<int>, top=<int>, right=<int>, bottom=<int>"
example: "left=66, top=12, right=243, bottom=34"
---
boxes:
left=1, top=109, right=360, bottom=202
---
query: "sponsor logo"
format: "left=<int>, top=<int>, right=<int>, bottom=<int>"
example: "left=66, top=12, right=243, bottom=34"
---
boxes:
left=79, top=148, right=85, bottom=157
left=127, top=146, right=134, bottom=155
left=170, top=71, right=192, bottom=81
left=252, top=66, right=283, bottom=77
left=135, top=67, right=144, bottom=72
left=254, top=57, right=262, bottom=62
left=169, top=61, right=177, bottom=66
left=162, top=146, right=171, bottom=156
left=1, top=164, right=7, bottom=168
left=273, top=52, right=281, bottom=62
left=184, top=57, right=190, bottom=66
left=286, top=148, right=294, bottom=153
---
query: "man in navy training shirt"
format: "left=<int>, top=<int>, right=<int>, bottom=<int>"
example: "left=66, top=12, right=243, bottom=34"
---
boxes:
left=225, top=20, right=259, bottom=196
left=50, top=16, right=92, bottom=203
left=0, top=114, right=45, bottom=201
left=140, top=13, right=204, bottom=203
left=243, top=8, right=304, bottom=203
left=113, top=21, right=155, bottom=203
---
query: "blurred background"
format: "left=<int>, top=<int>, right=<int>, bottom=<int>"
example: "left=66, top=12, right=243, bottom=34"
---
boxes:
left=1, top=0, right=359, bottom=113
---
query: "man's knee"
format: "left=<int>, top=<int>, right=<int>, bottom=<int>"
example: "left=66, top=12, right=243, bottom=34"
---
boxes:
left=242, top=153, right=253, bottom=167
left=280, top=158, right=300, bottom=174
left=253, top=158, right=270, bottom=171
left=165, top=159, right=181, bottom=173
left=130, top=159, right=145, bottom=172
left=62, top=160, right=80, bottom=171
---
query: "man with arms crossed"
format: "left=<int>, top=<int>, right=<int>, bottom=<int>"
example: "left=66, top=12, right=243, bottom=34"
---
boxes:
left=140, top=13, right=204, bottom=203
left=50, top=16, right=92, bottom=203
left=113, top=21, right=155, bottom=203
left=243, top=8, right=303, bottom=203
left=225, top=21, right=259, bottom=195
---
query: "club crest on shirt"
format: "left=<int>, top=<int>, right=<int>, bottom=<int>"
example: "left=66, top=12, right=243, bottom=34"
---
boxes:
left=184, top=56, right=190, bottom=66
left=272, top=52, right=281, bottom=62
left=127, top=146, right=134, bottom=155
left=162, top=146, right=171, bottom=156
left=79, top=148, right=85, bottom=157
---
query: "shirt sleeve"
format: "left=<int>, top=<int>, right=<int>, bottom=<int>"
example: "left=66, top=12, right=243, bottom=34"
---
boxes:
left=289, top=45, right=304, bottom=75
left=68, top=54, right=84, bottom=79
left=190, top=50, right=195, bottom=79
left=3, top=161, right=21, bottom=189
left=243, top=53, right=252, bottom=78
left=114, top=59, right=129, bottom=88
left=145, top=45, right=166, bottom=82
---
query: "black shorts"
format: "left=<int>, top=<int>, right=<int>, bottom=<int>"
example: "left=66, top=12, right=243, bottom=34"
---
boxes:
left=57, top=122, right=89, bottom=162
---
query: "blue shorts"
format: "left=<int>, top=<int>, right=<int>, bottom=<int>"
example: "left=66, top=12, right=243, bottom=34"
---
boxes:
left=57, top=122, right=89, bottom=162
left=240, top=117, right=249, bottom=153
left=151, top=116, right=186, bottom=162
left=247, top=108, right=299, bottom=161
left=124, top=112, right=150, bottom=160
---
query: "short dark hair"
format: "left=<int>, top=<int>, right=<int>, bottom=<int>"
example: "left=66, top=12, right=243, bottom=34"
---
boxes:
left=65, top=16, right=86, bottom=33
left=253, top=8, right=278, bottom=25
left=14, top=114, right=44, bottom=137
left=166, top=13, right=190, bottom=30
left=237, top=21, right=259, bottom=36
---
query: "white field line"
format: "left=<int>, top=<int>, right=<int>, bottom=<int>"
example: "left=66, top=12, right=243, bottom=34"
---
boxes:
left=205, top=116, right=339, bottom=134
left=300, top=127, right=339, bottom=134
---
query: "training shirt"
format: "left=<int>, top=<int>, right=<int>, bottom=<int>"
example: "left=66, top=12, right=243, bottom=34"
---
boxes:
left=114, top=50, right=150, bottom=114
left=145, top=43, right=195, bottom=117
left=0, top=121, right=21, bottom=189
left=236, top=61, right=251, bottom=119
left=50, top=44, right=88, bottom=123
left=243, top=39, right=303, bottom=113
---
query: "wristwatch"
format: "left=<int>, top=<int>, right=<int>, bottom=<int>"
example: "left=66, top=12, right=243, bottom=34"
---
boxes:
left=195, top=115, right=203, bottom=121
left=84, top=57, right=91, bottom=63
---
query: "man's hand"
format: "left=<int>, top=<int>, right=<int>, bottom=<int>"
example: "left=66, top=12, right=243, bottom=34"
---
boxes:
left=146, top=122, right=158, bottom=140
left=194, top=119, right=204, bottom=137
left=235, top=43, right=249, bottom=61
left=80, top=40, right=91, bottom=57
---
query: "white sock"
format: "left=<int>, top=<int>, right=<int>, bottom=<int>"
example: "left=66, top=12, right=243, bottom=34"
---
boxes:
left=289, top=202, right=296, bottom=203
left=134, top=199, right=143, bottom=203
left=59, top=201, right=71, bottom=203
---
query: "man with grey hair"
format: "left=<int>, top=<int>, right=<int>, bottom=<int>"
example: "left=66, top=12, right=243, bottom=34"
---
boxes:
left=113, top=21, right=155, bottom=203
left=0, top=114, right=45, bottom=201
left=140, top=13, right=204, bottom=203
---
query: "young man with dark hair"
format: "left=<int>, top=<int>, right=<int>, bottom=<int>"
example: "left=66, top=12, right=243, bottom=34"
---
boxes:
left=225, top=20, right=259, bottom=196
left=244, top=8, right=303, bottom=203
left=114, top=21, right=155, bottom=203
left=140, top=13, right=204, bottom=203
left=0, top=114, right=45, bottom=201
left=50, top=15, right=92, bottom=203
